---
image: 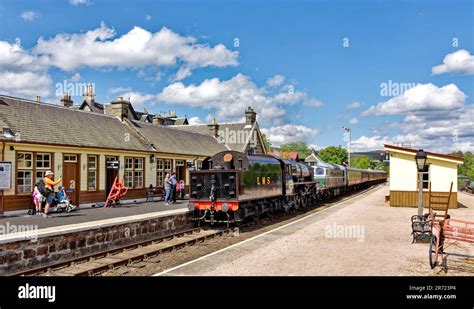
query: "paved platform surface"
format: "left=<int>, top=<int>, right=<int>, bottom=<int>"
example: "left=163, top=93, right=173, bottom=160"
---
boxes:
left=0, top=199, right=189, bottom=230
left=158, top=185, right=474, bottom=276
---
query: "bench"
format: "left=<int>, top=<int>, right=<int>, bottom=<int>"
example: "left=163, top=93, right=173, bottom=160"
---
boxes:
left=146, top=187, right=164, bottom=202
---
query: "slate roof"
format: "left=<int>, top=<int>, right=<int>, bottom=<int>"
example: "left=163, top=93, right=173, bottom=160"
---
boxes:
left=173, top=122, right=252, bottom=152
left=129, top=120, right=227, bottom=156
left=0, top=95, right=152, bottom=152
left=0, top=94, right=256, bottom=158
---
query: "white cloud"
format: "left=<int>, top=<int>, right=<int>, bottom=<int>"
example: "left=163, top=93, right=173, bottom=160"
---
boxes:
left=261, top=124, right=319, bottom=146
left=118, top=91, right=156, bottom=109
left=450, top=141, right=474, bottom=152
left=0, top=71, right=52, bottom=97
left=0, top=40, right=45, bottom=71
left=266, top=74, right=285, bottom=87
left=157, top=73, right=322, bottom=125
left=349, top=117, right=358, bottom=125
left=69, top=0, right=90, bottom=5
left=346, top=101, right=361, bottom=109
left=350, top=135, right=392, bottom=152
left=188, top=116, right=202, bottom=125
left=308, top=144, right=321, bottom=151
left=109, top=87, right=132, bottom=94
left=69, top=72, right=81, bottom=82
left=33, top=22, right=239, bottom=79
left=303, top=98, right=323, bottom=107
left=20, top=11, right=39, bottom=22
left=432, top=49, right=474, bottom=75
left=363, top=83, right=466, bottom=116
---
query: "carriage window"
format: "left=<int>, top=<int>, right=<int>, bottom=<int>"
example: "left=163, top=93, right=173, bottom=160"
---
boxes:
left=316, top=168, right=324, bottom=175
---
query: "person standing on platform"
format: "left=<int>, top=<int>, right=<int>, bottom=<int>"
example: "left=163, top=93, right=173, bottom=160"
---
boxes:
left=170, top=172, right=177, bottom=204
left=43, top=171, right=61, bottom=218
left=164, top=173, right=171, bottom=205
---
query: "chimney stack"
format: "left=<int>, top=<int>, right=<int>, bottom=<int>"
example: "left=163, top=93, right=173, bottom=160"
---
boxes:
left=245, top=106, right=256, bottom=126
left=111, top=96, right=130, bottom=121
left=35, top=96, right=41, bottom=102
left=208, top=117, right=219, bottom=138
left=152, top=115, right=163, bottom=125
left=83, top=84, right=95, bottom=105
left=60, top=92, right=73, bottom=107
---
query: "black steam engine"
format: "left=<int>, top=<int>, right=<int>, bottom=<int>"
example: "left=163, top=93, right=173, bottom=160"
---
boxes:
left=189, top=151, right=319, bottom=225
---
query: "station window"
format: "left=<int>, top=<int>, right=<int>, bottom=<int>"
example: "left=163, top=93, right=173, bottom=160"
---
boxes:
left=63, top=154, right=77, bottom=162
left=16, top=151, right=53, bottom=193
left=87, top=155, right=98, bottom=191
left=165, top=159, right=172, bottom=171
left=156, top=159, right=164, bottom=187
left=176, top=160, right=184, bottom=166
left=124, top=157, right=144, bottom=189
left=35, top=153, right=51, bottom=181
left=196, top=160, right=202, bottom=170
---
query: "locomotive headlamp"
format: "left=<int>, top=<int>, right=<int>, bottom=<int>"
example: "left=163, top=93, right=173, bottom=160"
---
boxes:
left=415, top=149, right=427, bottom=172
left=221, top=203, right=229, bottom=212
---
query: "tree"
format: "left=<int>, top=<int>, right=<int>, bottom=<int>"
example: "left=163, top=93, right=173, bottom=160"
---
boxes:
left=260, top=132, right=272, bottom=153
left=450, top=151, right=474, bottom=180
left=351, top=155, right=371, bottom=169
left=318, top=146, right=348, bottom=165
left=280, top=141, right=312, bottom=158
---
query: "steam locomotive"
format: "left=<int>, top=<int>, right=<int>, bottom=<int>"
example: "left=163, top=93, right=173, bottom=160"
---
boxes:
left=188, top=150, right=386, bottom=225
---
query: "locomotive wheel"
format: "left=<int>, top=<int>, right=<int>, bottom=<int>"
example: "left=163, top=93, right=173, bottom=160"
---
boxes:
left=429, top=235, right=438, bottom=269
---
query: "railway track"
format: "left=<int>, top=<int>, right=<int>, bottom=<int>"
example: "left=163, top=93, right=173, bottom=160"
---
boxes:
left=10, top=228, right=231, bottom=277
left=10, top=184, right=384, bottom=277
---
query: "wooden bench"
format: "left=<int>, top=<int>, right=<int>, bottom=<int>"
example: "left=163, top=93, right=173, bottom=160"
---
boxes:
left=146, top=187, right=164, bottom=202
left=411, top=182, right=452, bottom=243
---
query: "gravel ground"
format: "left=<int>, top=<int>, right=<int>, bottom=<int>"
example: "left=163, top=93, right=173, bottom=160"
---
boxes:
left=160, top=184, right=474, bottom=276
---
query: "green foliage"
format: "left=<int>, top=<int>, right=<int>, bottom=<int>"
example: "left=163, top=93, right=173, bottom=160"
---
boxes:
left=450, top=151, right=474, bottom=180
left=279, top=141, right=312, bottom=158
left=351, top=155, right=371, bottom=169
left=260, top=132, right=272, bottom=153
left=318, top=146, right=348, bottom=165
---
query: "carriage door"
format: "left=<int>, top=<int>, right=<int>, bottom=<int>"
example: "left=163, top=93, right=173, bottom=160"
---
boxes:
left=106, top=157, right=119, bottom=197
left=63, top=154, right=80, bottom=204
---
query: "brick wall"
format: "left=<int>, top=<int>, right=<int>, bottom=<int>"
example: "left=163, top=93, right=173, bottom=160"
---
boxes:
left=0, top=212, right=193, bottom=275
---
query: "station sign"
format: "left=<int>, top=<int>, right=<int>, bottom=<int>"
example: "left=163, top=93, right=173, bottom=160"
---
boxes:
left=106, top=160, right=120, bottom=170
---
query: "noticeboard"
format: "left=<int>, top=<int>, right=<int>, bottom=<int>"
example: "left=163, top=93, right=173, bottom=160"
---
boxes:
left=0, top=162, right=12, bottom=189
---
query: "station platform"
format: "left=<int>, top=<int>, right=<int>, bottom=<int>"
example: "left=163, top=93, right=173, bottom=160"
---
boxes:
left=0, top=199, right=193, bottom=275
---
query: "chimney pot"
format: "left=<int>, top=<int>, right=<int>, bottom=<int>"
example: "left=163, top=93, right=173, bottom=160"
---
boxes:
left=208, top=117, right=219, bottom=138
left=35, top=95, right=41, bottom=102
left=60, top=92, right=74, bottom=107
left=245, top=106, right=256, bottom=126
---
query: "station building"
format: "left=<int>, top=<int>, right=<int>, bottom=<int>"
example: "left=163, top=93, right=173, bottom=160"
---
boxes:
left=0, top=91, right=267, bottom=214
left=384, top=144, right=464, bottom=209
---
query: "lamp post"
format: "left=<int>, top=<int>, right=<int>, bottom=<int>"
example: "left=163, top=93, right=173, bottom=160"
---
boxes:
left=415, top=149, right=427, bottom=216
left=343, top=127, right=351, bottom=166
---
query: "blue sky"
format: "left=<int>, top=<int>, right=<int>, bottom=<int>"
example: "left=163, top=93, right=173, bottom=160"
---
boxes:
left=0, top=0, right=472, bottom=152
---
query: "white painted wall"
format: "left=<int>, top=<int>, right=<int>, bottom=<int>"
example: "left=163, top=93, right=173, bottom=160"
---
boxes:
left=389, top=151, right=458, bottom=192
